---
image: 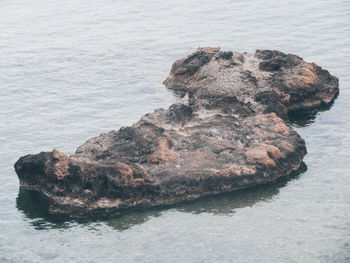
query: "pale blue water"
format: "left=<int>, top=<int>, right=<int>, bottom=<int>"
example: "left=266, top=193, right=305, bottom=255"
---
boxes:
left=1, top=0, right=350, bottom=262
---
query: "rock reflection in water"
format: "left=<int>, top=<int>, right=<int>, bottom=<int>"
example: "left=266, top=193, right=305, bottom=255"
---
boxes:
left=16, top=163, right=307, bottom=231
left=288, top=98, right=337, bottom=128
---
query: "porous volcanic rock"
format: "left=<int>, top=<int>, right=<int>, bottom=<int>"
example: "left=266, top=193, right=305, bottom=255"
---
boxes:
left=15, top=48, right=339, bottom=214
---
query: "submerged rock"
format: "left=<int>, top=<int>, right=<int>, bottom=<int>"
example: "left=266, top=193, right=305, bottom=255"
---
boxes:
left=14, top=48, right=339, bottom=214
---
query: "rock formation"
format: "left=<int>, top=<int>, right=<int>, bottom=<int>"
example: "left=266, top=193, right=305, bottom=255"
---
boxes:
left=14, top=48, right=339, bottom=215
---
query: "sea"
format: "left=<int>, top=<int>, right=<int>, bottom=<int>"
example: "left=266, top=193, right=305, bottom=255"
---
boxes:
left=0, top=0, right=349, bottom=262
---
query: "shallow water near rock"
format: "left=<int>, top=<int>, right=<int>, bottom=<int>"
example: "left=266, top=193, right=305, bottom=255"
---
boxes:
left=1, top=0, right=350, bottom=262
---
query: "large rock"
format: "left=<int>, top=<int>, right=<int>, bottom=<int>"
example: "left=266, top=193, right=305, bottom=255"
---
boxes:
left=15, top=48, right=339, bottom=214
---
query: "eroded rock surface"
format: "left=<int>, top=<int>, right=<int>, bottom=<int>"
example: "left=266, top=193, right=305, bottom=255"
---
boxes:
left=15, top=48, right=339, bottom=214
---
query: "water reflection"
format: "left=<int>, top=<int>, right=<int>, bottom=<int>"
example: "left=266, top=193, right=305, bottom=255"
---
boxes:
left=16, top=188, right=75, bottom=229
left=288, top=99, right=337, bottom=127
left=166, top=163, right=307, bottom=215
left=17, top=163, right=307, bottom=231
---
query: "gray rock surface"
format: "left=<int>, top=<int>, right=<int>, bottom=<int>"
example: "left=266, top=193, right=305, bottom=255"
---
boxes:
left=15, top=48, right=339, bottom=215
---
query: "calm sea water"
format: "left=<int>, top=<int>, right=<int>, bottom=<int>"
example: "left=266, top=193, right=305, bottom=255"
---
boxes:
left=1, top=0, right=350, bottom=262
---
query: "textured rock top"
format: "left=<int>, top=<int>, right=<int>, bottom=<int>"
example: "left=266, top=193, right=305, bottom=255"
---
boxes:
left=164, top=48, right=338, bottom=119
left=14, top=48, right=339, bottom=215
